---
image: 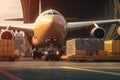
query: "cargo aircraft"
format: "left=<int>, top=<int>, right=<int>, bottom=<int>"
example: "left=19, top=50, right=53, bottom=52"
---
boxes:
left=0, top=9, right=120, bottom=60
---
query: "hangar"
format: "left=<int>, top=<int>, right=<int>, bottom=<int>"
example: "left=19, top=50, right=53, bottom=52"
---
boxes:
left=20, top=0, right=120, bottom=40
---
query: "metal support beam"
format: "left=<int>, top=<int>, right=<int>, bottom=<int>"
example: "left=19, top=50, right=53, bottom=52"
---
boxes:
left=20, top=0, right=39, bottom=23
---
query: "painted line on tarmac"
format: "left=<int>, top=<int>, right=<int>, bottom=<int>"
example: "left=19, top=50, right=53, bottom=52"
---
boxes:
left=0, top=68, right=22, bottom=80
left=60, top=66, right=120, bottom=76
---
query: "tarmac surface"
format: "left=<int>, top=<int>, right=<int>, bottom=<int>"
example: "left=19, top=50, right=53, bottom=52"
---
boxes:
left=0, top=57, right=119, bottom=80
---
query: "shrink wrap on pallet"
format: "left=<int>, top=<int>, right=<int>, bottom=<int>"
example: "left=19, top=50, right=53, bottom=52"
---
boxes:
left=76, top=50, right=86, bottom=56
left=66, top=39, right=76, bottom=56
left=104, top=40, right=120, bottom=53
left=0, top=39, right=15, bottom=57
left=66, top=38, right=104, bottom=56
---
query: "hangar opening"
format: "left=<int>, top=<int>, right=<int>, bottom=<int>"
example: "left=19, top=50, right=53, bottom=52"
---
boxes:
left=41, top=0, right=109, bottom=21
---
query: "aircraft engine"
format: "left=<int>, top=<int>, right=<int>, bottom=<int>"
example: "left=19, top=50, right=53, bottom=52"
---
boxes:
left=117, top=27, right=120, bottom=36
left=90, top=27, right=106, bottom=39
left=0, top=30, right=14, bottom=39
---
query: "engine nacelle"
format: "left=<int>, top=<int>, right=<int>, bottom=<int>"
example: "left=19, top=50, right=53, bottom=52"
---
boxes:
left=90, top=27, right=106, bottom=39
left=0, top=30, right=14, bottom=39
left=117, top=27, right=120, bottom=36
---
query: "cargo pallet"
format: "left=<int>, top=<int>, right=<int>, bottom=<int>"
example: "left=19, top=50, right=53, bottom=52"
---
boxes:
left=68, top=55, right=120, bottom=62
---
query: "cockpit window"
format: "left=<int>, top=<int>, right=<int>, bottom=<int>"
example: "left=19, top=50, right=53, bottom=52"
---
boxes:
left=42, top=11, right=61, bottom=16
left=48, top=12, right=52, bottom=15
left=42, top=13, right=48, bottom=16
left=53, top=12, right=60, bottom=15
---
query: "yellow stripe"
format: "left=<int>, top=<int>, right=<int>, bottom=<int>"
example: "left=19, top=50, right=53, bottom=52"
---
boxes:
left=60, top=66, right=120, bottom=76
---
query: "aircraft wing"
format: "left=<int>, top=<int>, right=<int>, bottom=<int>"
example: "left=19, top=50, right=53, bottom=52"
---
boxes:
left=0, top=21, right=34, bottom=35
left=67, top=19, right=120, bottom=31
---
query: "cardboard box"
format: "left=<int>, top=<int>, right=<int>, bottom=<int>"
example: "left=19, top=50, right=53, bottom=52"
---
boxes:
left=104, top=40, right=120, bottom=53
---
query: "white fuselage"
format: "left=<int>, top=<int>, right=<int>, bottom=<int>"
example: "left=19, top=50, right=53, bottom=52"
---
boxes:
left=32, top=10, right=67, bottom=46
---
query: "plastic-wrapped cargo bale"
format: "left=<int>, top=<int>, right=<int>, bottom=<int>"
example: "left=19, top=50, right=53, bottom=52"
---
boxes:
left=84, top=39, right=94, bottom=56
left=66, top=38, right=85, bottom=56
left=94, top=39, right=104, bottom=50
left=76, top=50, right=85, bottom=56
left=66, top=38, right=104, bottom=56
left=0, top=44, right=3, bottom=57
left=8, top=40, right=13, bottom=46
left=114, top=40, right=120, bottom=52
left=95, top=39, right=99, bottom=50
left=98, top=50, right=107, bottom=56
left=93, top=39, right=97, bottom=50
left=66, top=39, right=76, bottom=56
left=86, top=39, right=104, bottom=56
left=0, top=39, right=15, bottom=60
left=0, top=46, right=3, bottom=57
left=75, top=38, right=84, bottom=50
left=100, top=39, right=104, bottom=50
left=104, top=40, right=120, bottom=53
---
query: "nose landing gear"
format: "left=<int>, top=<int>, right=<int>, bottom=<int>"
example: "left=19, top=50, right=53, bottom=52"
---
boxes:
left=44, top=44, right=62, bottom=61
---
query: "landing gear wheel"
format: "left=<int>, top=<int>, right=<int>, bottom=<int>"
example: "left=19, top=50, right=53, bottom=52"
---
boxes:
left=54, top=57, right=60, bottom=61
left=45, top=56, right=49, bottom=61
left=33, top=53, right=37, bottom=59
left=9, top=57, right=15, bottom=61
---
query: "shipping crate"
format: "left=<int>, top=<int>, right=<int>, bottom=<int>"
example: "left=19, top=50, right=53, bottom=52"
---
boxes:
left=66, top=39, right=76, bottom=56
left=104, top=40, right=120, bottom=53
left=76, top=50, right=86, bottom=56
left=0, top=39, right=15, bottom=57
left=66, top=38, right=104, bottom=56
left=98, top=50, right=107, bottom=56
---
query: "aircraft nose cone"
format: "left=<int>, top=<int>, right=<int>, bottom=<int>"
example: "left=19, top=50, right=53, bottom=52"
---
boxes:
left=43, top=16, right=56, bottom=29
left=42, top=17, right=54, bottom=23
left=35, top=15, right=55, bottom=26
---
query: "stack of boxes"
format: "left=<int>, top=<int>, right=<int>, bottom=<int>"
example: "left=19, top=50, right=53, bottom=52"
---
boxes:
left=66, top=38, right=120, bottom=57
left=0, top=39, right=14, bottom=58
left=66, top=39, right=77, bottom=56
left=0, top=30, right=17, bottom=60
left=104, top=40, right=120, bottom=56
left=66, top=38, right=104, bottom=56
